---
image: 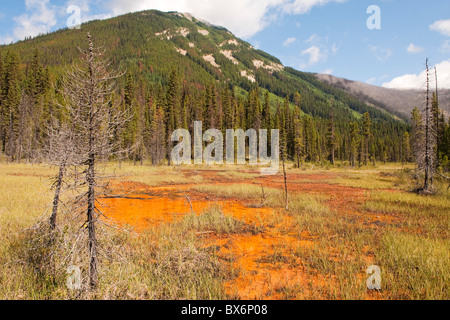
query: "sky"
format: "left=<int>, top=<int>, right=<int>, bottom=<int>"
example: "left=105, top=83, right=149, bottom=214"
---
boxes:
left=0, top=0, right=449, bottom=89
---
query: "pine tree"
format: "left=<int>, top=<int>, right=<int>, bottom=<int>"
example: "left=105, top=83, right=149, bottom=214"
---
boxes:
left=150, top=85, right=166, bottom=165
left=223, top=87, right=233, bottom=130
left=327, top=99, right=336, bottom=165
left=123, top=73, right=138, bottom=161
left=432, top=67, right=441, bottom=166
left=166, top=67, right=179, bottom=165
left=284, top=95, right=294, bottom=157
left=181, top=89, right=189, bottom=131
left=251, top=88, right=262, bottom=131
left=205, top=83, right=217, bottom=129
left=3, top=52, right=22, bottom=161
left=411, top=106, right=423, bottom=166
left=27, top=48, right=45, bottom=101
left=262, top=90, right=271, bottom=130
left=124, top=72, right=134, bottom=108
left=304, top=115, right=317, bottom=162
left=362, top=112, right=371, bottom=166
left=279, top=97, right=288, bottom=160
left=0, top=51, right=5, bottom=154
left=401, top=131, right=411, bottom=164
left=293, top=92, right=303, bottom=167
left=350, top=121, right=360, bottom=167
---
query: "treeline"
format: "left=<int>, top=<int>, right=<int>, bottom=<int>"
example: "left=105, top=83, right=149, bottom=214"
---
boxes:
left=0, top=49, right=51, bottom=162
left=409, top=95, right=450, bottom=172
left=1, top=48, right=449, bottom=168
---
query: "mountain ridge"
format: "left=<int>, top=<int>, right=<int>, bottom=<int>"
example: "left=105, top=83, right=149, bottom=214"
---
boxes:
left=315, top=73, right=450, bottom=121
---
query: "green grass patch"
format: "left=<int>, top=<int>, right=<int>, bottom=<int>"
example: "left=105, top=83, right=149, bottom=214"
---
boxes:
left=179, top=204, right=245, bottom=235
left=376, top=232, right=450, bottom=300
left=364, top=191, right=450, bottom=238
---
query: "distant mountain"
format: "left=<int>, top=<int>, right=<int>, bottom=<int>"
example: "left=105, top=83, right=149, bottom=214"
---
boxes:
left=315, top=73, right=450, bottom=121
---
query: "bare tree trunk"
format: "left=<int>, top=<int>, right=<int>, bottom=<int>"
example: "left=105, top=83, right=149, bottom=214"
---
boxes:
left=50, top=161, right=66, bottom=231
left=87, top=154, right=98, bottom=289
left=330, top=100, right=335, bottom=165
left=424, top=59, right=431, bottom=192
left=435, top=67, right=439, bottom=169
left=283, top=159, right=288, bottom=211
left=86, top=35, right=98, bottom=289
left=167, top=139, right=172, bottom=166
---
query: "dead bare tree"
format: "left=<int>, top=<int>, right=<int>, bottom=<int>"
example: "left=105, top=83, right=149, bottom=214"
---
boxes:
left=58, top=32, right=126, bottom=289
left=44, top=121, right=79, bottom=232
left=419, top=59, right=437, bottom=193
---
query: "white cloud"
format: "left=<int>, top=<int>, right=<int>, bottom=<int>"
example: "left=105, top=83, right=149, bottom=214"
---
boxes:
left=301, top=45, right=327, bottom=68
left=366, top=77, right=377, bottom=85
left=430, top=19, right=450, bottom=37
left=299, top=33, right=336, bottom=68
left=331, top=43, right=338, bottom=54
left=106, top=0, right=346, bottom=38
left=407, top=43, right=424, bottom=54
left=382, top=59, right=450, bottom=89
left=0, top=36, right=14, bottom=45
left=108, top=0, right=286, bottom=38
left=13, top=0, right=57, bottom=40
left=281, top=0, right=346, bottom=15
left=66, top=0, right=112, bottom=23
left=369, top=45, right=392, bottom=62
left=305, top=34, right=320, bottom=44
left=322, top=68, right=333, bottom=75
left=441, top=40, right=450, bottom=53
left=283, top=37, right=297, bottom=47
left=365, top=75, right=388, bottom=85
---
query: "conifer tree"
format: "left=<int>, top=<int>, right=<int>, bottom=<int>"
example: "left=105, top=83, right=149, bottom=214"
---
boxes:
left=327, top=99, right=336, bottom=165
left=362, top=112, right=371, bottom=166
left=349, top=121, right=360, bottom=167
left=278, top=97, right=288, bottom=159
left=303, top=115, right=317, bottom=162
left=411, top=106, right=423, bottom=166
left=293, top=92, right=303, bottom=167
left=402, top=131, right=411, bottom=164
left=166, top=67, right=179, bottom=165
left=262, top=90, right=271, bottom=130
left=151, top=85, right=166, bottom=165
left=223, top=87, right=233, bottom=131
left=3, top=52, right=21, bottom=161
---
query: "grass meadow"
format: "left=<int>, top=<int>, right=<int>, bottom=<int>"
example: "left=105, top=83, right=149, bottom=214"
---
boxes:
left=0, top=162, right=448, bottom=300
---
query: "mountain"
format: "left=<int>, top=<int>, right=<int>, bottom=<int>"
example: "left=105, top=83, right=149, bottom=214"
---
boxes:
left=315, top=73, right=450, bottom=121
left=2, top=10, right=404, bottom=124
left=1, top=9, right=420, bottom=165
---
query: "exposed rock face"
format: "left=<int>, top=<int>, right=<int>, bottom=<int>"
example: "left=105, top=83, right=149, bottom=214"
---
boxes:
left=221, top=50, right=239, bottom=65
left=203, top=54, right=220, bottom=69
left=198, top=29, right=210, bottom=36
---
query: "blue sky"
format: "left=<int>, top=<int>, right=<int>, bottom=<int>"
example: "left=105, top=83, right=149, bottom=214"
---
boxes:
left=1, top=0, right=450, bottom=88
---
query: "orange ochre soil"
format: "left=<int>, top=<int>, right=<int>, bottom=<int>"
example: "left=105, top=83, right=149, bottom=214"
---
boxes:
left=100, top=171, right=394, bottom=300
